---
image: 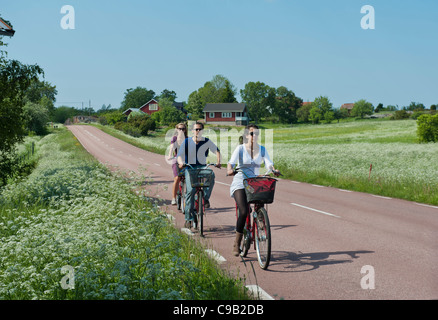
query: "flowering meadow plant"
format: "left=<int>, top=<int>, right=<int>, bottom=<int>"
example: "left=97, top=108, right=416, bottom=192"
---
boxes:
left=0, top=131, right=248, bottom=300
left=272, top=120, right=438, bottom=204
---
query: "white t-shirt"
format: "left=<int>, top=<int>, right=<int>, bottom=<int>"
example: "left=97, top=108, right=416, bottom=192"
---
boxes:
left=227, top=144, right=274, bottom=197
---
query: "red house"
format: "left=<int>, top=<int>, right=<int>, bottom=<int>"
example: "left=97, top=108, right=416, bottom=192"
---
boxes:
left=340, top=103, right=355, bottom=114
left=203, top=103, right=249, bottom=125
left=139, top=99, right=160, bottom=115
left=122, top=99, right=186, bottom=116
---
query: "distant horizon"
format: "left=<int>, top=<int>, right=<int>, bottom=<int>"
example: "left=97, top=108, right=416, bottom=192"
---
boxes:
left=2, top=0, right=437, bottom=111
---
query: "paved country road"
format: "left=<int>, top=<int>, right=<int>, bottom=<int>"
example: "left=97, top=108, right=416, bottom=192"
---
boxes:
left=68, top=125, right=438, bottom=300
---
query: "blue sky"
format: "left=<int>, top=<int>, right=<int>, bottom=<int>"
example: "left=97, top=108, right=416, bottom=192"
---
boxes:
left=2, top=0, right=437, bottom=110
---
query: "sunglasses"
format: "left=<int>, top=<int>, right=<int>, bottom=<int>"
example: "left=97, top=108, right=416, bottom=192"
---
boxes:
left=177, top=128, right=185, bottom=131
left=194, top=128, right=203, bottom=131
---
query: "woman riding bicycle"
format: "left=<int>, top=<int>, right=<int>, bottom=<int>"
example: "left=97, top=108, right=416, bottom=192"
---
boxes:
left=227, top=124, right=280, bottom=256
left=168, top=123, right=188, bottom=205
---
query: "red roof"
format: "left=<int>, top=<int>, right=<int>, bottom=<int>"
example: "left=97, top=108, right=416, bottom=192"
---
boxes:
left=341, top=103, right=354, bottom=109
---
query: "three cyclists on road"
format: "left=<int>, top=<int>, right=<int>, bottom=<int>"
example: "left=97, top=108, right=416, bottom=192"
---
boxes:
left=169, top=121, right=280, bottom=256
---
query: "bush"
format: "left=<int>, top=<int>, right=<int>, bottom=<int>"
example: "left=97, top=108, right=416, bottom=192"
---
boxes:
left=102, top=111, right=126, bottom=125
left=411, top=111, right=425, bottom=120
left=417, top=114, right=438, bottom=143
left=391, top=110, right=410, bottom=120
left=114, top=113, right=156, bottom=137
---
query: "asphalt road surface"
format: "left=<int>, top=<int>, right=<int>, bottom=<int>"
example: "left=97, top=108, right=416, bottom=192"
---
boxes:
left=68, top=125, right=438, bottom=300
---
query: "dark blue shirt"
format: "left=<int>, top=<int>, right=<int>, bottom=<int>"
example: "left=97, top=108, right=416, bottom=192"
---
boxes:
left=177, top=137, right=219, bottom=166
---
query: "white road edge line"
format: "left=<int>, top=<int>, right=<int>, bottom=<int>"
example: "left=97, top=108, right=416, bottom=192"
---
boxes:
left=204, top=249, right=226, bottom=264
left=372, top=195, right=392, bottom=200
left=312, top=184, right=324, bottom=188
left=338, top=189, right=352, bottom=193
left=181, top=228, right=194, bottom=236
left=415, top=203, right=438, bottom=209
left=245, top=285, right=275, bottom=300
left=291, top=203, right=341, bottom=218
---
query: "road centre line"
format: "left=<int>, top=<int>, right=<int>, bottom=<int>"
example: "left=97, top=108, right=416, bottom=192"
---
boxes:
left=216, top=181, right=231, bottom=186
left=291, top=203, right=341, bottom=218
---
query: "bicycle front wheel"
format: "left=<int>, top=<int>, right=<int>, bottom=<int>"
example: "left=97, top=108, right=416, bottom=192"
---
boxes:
left=197, top=190, right=204, bottom=237
left=255, top=207, right=271, bottom=270
left=238, top=207, right=251, bottom=257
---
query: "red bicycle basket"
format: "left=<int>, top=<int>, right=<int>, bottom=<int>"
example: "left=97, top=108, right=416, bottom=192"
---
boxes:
left=243, top=177, right=277, bottom=204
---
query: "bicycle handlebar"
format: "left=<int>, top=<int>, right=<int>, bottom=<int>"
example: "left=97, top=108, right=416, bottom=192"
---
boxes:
left=227, top=167, right=282, bottom=177
left=180, top=163, right=220, bottom=170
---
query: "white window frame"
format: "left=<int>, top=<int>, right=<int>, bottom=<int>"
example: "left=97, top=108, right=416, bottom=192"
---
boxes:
left=209, top=112, right=215, bottom=118
left=221, top=112, right=232, bottom=118
left=149, top=103, right=158, bottom=111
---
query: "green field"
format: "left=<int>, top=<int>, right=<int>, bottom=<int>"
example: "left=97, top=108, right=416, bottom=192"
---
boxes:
left=271, top=119, right=438, bottom=205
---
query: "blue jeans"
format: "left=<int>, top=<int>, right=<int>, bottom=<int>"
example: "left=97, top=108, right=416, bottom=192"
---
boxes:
left=184, top=167, right=215, bottom=221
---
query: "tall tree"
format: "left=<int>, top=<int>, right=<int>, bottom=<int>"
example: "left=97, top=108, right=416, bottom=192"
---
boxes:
left=186, top=75, right=237, bottom=119
left=0, top=40, right=44, bottom=184
left=272, top=86, right=302, bottom=123
left=313, top=96, right=333, bottom=115
left=351, top=99, right=374, bottom=118
left=240, top=81, right=274, bottom=123
left=297, top=103, right=312, bottom=123
left=120, top=86, right=156, bottom=111
left=159, top=89, right=177, bottom=102
left=186, top=90, right=204, bottom=119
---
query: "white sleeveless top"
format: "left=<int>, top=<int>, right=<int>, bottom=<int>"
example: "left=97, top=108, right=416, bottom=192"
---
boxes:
left=227, top=144, right=273, bottom=197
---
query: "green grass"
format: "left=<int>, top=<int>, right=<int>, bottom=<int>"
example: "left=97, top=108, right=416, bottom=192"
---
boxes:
left=271, top=119, right=438, bottom=205
left=0, top=128, right=251, bottom=300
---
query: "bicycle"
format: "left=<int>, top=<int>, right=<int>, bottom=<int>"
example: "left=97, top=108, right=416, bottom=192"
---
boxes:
left=228, top=167, right=281, bottom=270
left=175, top=167, right=185, bottom=212
left=180, top=163, right=217, bottom=237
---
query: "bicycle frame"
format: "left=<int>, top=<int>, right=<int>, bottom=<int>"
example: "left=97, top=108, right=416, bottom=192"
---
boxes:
left=230, top=166, right=280, bottom=269
left=236, top=202, right=265, bottom=251
left=180, top=163, right=217, bottom=237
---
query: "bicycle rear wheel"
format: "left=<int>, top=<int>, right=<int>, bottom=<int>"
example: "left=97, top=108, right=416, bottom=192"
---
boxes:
left=255, top=207, right=271, bottom=269
left=176, top=184, right=182, bottom=210
left=180, top=181, right=186, bottom=214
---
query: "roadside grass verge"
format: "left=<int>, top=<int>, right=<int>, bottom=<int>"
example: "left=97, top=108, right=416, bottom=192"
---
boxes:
left=0, top=128, right=250, bottom=300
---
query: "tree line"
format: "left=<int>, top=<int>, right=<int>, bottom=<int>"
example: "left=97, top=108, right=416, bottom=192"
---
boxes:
left=111, top=74, right=438, bottom=126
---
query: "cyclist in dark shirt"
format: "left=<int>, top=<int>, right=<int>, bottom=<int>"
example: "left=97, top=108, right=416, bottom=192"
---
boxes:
left=177, top=122, right=221, bottom=229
